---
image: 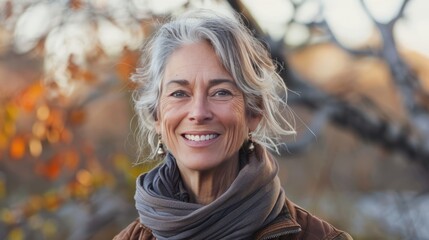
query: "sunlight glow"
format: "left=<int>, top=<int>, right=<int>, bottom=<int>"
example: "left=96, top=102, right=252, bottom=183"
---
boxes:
left=285, top=22, right=310, bottom=47
left=395, top=0, right=429, bottom=58
left=363, top=0, right=404, bottom=23
left=7, top=0, right=429, bottom=96
left=242, top=0, right=294, bottom=40
left=295, top=0, right=321, bottom=23
left=13, top=3, right=62, bottom=53
left=97, top=18, right=143, bottom=56
left=145, top=0, right=188, bottom=15
left=323, top=0, right=374, bottom=48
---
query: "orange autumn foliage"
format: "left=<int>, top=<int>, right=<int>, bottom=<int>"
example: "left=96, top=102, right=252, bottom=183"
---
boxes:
left=70, top=0, right=83, bottom=10
left=67, top=55, right=96, bottom=83
left=36, top=155, right=62, bottom=180
left=116, top=47, right=139, bottom=89
left=16, top=82, right=44, bottom=112
left=68, top=108, right=86, bottom=126
left=9, top=135, right=26, bottom=160
left=63, top=150, right=80, bottom=171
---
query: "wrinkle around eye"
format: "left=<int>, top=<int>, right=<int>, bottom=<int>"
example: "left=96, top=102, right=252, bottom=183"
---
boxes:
left=169, top=90, right=189, bottom=98
left=212, top=89, right=232, bottom=96
left=209, top=92, right=238, bottom=102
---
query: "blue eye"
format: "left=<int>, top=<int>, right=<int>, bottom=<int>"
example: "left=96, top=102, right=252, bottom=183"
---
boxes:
left=170, top=90, right=188, bottom=98
left=213, top=90, right=232, bottom=97
left=210, top=89, right=233, bottom=101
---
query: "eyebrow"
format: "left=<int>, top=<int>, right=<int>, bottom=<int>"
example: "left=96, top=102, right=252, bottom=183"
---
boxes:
left=165, top=79, right=237, bottom=88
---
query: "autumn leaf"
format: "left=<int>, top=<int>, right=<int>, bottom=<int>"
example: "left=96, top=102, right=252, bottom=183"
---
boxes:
left=7, top=228, right=24, bottom=240
left=25, top=196, right=43, bottom=216
left=5, top=103, right=19, bottom=122
left=116, top=47, right=139, bottom=88
left=67, top=55, right=96, bottom=83
left=37, top=155, right=61, bottom=180
left=46, top=129, right=60, bottom=143
left=17, top=83, right=44, bottom=112
left=46, top=109, right=63, bottom=129
left=67, top=55, right=80, bottom=79
left=81, top=70, right=96, bottom=83
left=9, top=136, right=26, bottom=160
left=70, top=0, right=83, bottom=10
left=68, top=108, right=86, bottom=126
left=42, top=192, right=62, bottom=211
left=63, top=150, right=79, bottom=171
left=33, top=36, right=46, bottom=55
left=68, top=180, right=90, bottom=199
left=60, top=128, right=73, bottom=143
left=2, top=121, right=16, bottom=137
left=45, top=109, right=64, bottom=143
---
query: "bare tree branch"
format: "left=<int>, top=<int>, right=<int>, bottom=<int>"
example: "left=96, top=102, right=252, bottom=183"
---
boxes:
left=306, top=20, right=380, bottom=57
left=227, top=0, right=429, bottom=169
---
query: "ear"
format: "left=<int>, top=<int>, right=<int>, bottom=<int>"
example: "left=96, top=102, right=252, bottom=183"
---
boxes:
left=248, top=114, right=262, bottom=132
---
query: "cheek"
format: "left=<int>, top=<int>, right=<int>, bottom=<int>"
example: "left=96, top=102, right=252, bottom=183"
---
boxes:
left=157, top=97, right=183, bottom=142
left=222, top=99, right=248, bottom=144
left=159, top=117, right=181, bottom=152
left=232, top=97, right=247, bottom=127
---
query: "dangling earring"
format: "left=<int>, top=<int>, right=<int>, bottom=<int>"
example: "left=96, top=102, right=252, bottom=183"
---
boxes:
left=248, top=132, right=255, bottom=152
left=157, top=135, right=165, bottom=155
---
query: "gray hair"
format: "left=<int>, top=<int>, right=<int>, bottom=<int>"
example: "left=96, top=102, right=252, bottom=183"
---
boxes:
left=132, top=9, right=296, bottom=161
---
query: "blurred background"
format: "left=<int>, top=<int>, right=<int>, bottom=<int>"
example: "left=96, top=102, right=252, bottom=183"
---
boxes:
left=1, top=0, right=429, bottom=239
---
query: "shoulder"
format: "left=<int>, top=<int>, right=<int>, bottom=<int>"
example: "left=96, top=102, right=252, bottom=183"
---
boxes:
left=289, top=201, right=353, bottom=240
left=113, top=218, right=155, bottom=240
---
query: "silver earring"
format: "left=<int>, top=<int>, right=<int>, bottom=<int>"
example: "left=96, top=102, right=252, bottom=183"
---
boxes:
left=248, top=132, right=255, bottom=152
left=157, top=135, right=165, bottom=155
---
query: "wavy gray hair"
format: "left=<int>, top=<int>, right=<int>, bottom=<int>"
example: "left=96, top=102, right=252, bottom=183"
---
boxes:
left=132, top=9, right=295, bottom=161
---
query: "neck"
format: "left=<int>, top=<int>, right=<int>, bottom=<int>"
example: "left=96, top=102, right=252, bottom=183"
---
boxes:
left=178, top=154, right=240, bottom=205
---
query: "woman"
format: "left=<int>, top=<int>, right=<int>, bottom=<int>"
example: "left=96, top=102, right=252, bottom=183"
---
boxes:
left=115, top=9, right=352, bottom=240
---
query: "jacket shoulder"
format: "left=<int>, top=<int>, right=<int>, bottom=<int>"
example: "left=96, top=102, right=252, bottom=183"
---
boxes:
left=292, top=203, right=353, bottom=240
left=113, top=218, right=155, bottom=240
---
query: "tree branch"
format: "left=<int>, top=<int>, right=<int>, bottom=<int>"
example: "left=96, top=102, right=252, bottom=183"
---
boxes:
left=228, top=0, right=429, bottom=169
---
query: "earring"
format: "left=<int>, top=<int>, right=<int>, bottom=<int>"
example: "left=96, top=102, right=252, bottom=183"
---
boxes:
left=248, top=132, right=255, bottom=152
left=157, top=135, right=165, bottom=155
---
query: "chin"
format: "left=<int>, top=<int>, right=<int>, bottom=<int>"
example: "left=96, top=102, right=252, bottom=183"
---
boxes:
left=176, top=154, right=225, bottom=172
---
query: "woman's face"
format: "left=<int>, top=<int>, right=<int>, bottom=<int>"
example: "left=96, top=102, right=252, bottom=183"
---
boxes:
left=155, top=41, right=260, bottom=172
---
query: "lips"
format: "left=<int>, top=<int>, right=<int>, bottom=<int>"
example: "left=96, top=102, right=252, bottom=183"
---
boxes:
left=183, top=133, right=219, bottom=142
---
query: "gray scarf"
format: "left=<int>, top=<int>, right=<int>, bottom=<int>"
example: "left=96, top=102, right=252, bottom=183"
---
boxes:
left=134, top=148, right=285, bottom=240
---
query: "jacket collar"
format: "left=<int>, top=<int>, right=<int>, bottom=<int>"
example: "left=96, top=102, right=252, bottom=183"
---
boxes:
left=253, top=198, right=302, bottom=240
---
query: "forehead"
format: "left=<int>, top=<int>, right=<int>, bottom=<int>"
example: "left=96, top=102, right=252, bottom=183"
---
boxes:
left=163, top=41, right=233, bottom=83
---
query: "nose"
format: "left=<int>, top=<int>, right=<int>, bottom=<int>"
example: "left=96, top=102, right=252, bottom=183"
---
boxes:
left=188, top=95, right=213, bottom=123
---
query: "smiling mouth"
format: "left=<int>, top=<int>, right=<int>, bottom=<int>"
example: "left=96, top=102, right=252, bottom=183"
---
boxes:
left=183, top=134, right=219, bottom=142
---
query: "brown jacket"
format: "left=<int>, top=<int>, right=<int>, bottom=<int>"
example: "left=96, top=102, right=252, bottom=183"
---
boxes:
left=113, top=197, right=352, bottom=240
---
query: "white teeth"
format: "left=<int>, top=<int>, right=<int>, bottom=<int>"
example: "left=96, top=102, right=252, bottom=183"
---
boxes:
left=184, top=134, right=218, bottom=142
